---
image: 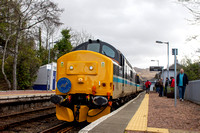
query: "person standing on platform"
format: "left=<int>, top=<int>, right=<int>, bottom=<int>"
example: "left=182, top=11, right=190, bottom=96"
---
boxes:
left=164, top=77, right=169, bottom=96
left=177, top=68, right=188, bottom=101
left=170, top=77, right=175, bottom=88
left=159, top=78, right=163, bottom=97
left=155, top=80, right=160, bottom=93
left=145, top=80, right=151, bottom=94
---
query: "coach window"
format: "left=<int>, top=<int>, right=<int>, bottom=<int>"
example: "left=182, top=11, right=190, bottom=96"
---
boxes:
left=130, top=70, right=133, bottom=78
left=87, top=43, right=100, bottom=53
left=102, top=45, right=115, bottom=58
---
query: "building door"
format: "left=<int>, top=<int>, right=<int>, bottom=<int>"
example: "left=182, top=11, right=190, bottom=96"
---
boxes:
left=52, top=71, right=56, bottom=90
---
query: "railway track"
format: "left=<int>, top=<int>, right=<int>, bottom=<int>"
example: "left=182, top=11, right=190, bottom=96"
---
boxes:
left=1, top=92, right=141, bottom=132
left=0, top=106, right=56, bottom=131
left=41, top=122, right=74, bottom=133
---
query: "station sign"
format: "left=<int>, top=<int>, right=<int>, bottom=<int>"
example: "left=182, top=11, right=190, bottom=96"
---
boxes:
left=149, top=66, right=163, bottom=71
left=172, top=48, right=178, bottom=55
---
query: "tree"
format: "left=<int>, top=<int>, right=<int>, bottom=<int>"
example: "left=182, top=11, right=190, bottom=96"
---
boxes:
left=53, top=29, right=72, bottom=59
left=181, top=57, right=200, bottom=80
left=0, top=0, right=63, bottom=90
left=180, top=1, right=200, bottom=24
left=0, top=0, right=19, bottom=90
left=70, top=29, right=94, bottom=47
left=180, top=1, right=200, bottom=46
left=42, top=20, right=61, bottom=50
left=17, top=39, right=41, bottom=90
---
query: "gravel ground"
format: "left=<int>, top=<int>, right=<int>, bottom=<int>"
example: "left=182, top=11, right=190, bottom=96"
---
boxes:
left=148, top=92, right=200, bottom=131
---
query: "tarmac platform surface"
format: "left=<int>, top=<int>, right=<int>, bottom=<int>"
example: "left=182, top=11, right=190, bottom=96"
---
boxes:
left=0, top=90, right=55, bottom=114
left=0, top=90, right=55, bottom=98
left=80, top=92, right=200, bottom=133
left=0, top=90, right=55, bottom=103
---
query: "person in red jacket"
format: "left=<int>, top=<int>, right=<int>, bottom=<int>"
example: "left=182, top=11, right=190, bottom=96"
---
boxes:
left=145, top=80, right=151, bottom=94
left=170, top=77, right=175, bottom=88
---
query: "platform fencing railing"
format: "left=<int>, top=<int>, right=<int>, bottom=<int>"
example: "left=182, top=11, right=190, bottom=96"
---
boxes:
left=185, top=80, right=200, bottom=105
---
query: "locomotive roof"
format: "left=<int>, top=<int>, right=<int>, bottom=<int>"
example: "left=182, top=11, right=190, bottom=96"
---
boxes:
left=72, top=39, right=132, bottom=69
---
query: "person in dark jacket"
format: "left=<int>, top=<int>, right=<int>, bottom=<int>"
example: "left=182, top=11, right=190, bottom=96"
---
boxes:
left=164, top=77, right=169, bottom=96
left=176, top=68, right=188, bottom=101
left=155, top=80, right=160, bottom=93
left=159, top=78, right=163, bottom=97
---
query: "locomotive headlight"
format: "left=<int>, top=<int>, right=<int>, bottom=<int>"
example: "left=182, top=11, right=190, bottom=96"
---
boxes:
left=89, top=66, right=93, bottom=70
left=69, top=66, right=73, bottom=70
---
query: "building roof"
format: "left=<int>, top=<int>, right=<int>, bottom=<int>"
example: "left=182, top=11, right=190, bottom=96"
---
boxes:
left=163, top=63, right=183, bottom=71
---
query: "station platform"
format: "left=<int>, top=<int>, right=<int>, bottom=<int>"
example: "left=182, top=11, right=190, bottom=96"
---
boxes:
left=0, top=90, right=55, bottom=103
left=0, top=90, right=55, bottom=98
left=80, top=92, right=200, bottom=133
left=0, top=90, right=55, bottom=115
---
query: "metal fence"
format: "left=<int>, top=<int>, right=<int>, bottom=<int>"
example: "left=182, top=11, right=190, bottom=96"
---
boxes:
left=185, top=80, right=200, bottom=105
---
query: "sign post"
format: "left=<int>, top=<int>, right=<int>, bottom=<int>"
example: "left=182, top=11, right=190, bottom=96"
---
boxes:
left=172, top=48, right=178, bottom=107
left=47, top=64, right=51, bottom=90
left=149, top=66, right=164, bottom=71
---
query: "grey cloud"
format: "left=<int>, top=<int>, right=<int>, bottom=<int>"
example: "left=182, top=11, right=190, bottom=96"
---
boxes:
left=53, top=0, right=193, bottom=68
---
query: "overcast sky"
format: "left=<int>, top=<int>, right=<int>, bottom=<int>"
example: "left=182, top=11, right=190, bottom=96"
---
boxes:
left=53, top=0, right=199, bottom=68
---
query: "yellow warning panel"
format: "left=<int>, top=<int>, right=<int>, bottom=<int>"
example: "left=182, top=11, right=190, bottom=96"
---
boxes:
left=87, top=106, right=111, bottom=122
left=56, top=105, right=74, bottom=122
left=125, top=94, right=149, bottom=132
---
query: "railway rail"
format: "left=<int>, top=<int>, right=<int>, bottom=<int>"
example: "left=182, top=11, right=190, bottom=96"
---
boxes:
left=0, top=106, right=56, bottom=131
left=0, top=92, right=141, bottom=132
left=40, top=122, right=74, bottom=133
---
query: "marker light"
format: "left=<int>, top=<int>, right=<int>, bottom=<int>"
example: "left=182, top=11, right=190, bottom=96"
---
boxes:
left=68, top=95, right=71, bottom=103
left=78, top=77, right=84, bottom=83
left=69, top=66, right=73, bottom=70
left=89, top=66, right=93, bottom=70
left=107, top=92, right=111, bottom=100
left=108, top=101, right=112, bottom=106
left=92, top=86, right=96, bottom=95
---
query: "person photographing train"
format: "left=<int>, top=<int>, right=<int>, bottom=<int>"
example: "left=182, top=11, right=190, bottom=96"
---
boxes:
left=176, top=68, right=188, bottom=101
left=145, top=80, right=151, bottom=94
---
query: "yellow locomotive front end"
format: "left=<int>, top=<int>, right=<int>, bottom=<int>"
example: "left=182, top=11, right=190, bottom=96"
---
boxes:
left=52, top=50, right=113, bottom=122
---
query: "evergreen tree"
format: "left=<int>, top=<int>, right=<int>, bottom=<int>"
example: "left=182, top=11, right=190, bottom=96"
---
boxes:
left=54, top=29, right=72, bottom=59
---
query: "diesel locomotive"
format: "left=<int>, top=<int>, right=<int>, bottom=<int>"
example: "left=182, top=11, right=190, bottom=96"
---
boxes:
left=51, top=40, right=142, bottom=123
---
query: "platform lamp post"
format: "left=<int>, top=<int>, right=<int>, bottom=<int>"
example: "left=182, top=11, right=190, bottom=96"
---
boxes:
left=172, top=48, right=178, bottom=107
left=156, top=41, right=169, bottom=85
left=151, top=60, right=159, bottom=66
left=47, top=41, right=58, bottom=90
left=151, top=60, right=160, bottom=80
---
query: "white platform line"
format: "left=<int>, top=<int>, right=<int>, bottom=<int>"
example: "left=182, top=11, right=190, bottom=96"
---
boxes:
left=79, top=92, right=145, bottom=133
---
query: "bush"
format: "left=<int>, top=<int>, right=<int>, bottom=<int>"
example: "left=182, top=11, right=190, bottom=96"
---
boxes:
left=17, top=46, right=41, bottom=90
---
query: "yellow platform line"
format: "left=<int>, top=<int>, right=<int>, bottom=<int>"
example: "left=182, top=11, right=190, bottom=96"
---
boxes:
left=125, top=94, right=169, bottom=133
left=147, top=127, right=169, bottom=133
left=125, top=94, right=149, bottom=131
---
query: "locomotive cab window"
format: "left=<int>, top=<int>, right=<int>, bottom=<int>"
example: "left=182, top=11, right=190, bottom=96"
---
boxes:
left=87, top=43, right=100, bottom=53
left=101, top=45, right=115, bottom=58
left=75, top=45, right=86, bottom=50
